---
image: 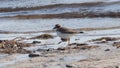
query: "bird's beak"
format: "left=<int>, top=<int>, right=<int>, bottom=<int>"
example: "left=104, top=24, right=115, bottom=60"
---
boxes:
left=53, top=26, right=56, bottom=29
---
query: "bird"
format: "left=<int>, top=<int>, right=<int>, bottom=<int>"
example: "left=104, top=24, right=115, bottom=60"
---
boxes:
left=53, top=24, right=83, bottom=44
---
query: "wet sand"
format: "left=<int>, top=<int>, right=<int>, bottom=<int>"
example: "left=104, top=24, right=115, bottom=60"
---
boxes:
left=3, top=41, right=120, bottom=68
left=0, top=0, right=120, bottom=68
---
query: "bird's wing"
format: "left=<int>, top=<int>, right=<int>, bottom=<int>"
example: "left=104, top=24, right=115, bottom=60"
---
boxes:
left=58, top=27, right=78, bottom=34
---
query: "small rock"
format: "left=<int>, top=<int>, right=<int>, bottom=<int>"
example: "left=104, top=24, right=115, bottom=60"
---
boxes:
left=46, top=48, right=54, bottom=51
left=61, top=38, right=68, bottom=41
left=66, top=64, right=77, bottom=68
left=79, top=31, right=84, bottom=33
left=104, top=49, right=110, bottom=51
left=57, top=48, right=65, bottom=50
left=28, top=53, right=40, bottom=57
left=32, top=41, right=41, bottom=44
left=66, top=65, right=73, bottom=68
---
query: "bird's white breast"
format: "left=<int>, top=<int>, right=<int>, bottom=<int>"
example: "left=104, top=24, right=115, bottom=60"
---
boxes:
left=56, top=31, right=74, bottom=39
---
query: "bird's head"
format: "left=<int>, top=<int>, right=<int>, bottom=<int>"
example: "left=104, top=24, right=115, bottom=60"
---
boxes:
left=53, top=24, right=61, bottom=29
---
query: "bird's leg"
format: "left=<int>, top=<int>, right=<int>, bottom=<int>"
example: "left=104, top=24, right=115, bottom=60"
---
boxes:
left=58, top=41, right=62, bottom=44
left=68, top=38, right=71, bottom=53
left=68, top=38, right=70, bottom=45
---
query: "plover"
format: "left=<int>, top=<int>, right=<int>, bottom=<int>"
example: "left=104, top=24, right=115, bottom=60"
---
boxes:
left=53, top=24, right=82, bottom=44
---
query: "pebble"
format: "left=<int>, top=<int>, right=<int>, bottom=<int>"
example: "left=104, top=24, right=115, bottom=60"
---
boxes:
left=66, top=64, right=77, bottom=68
left=32, top=41, right=41, bottom=44
left=28, top=53, right=40, bottom=57
left=104, top=49, right=110, bottom=51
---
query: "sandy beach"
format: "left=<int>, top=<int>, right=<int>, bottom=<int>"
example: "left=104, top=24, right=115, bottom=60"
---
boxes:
left=0, top=0, right=120, bottom=68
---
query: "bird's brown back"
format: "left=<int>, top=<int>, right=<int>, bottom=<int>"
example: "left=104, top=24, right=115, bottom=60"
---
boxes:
left=57, top=27, right=78, bottom=34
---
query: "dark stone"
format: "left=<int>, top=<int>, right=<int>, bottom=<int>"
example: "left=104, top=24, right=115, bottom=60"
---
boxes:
left=32, top=41, right=41, bottom=44
left=104, top=49, right=110, bottom=51
left=61, top=38, right=68, bottom=41
left=57, top=48, right=65, bottom=50
left=66, top=65, right=73, bottom=68
left=28, top=53, right=40, bottom=57
left=79, top=31, right=84, bottom=33
left=66, top=64, right=77, bottom=68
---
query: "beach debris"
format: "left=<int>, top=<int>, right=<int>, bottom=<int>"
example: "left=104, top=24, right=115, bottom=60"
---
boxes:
left=57, top=45, right=99, bottom=51
left=90, top=37, right=118, bottom=41
left=77, top=45, right=99, bottom=50
left=30, top=34, right=54, bottom=39
left=0, top=40, right=32, bottom=54
left=105, top=66, right=120, bottom=68
left=79, top=59, right=100, bottom=62
left=89, top=37, right=119, bottom=43
left=12, top=37, right=27, bottom=41
left=113, top=42, right=120, bottom=48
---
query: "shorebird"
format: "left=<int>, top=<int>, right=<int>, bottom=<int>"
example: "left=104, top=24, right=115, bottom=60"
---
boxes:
left=53, top=24, right=82, bottom=44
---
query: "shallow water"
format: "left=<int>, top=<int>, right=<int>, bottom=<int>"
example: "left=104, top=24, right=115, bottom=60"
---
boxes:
left=0, top=54, right=29, bottom=67
left=0, top=0, right=119, bottom=8
left=0, top=54, right=8, bottom=59
left=0, top=18, right=120, bottom=32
